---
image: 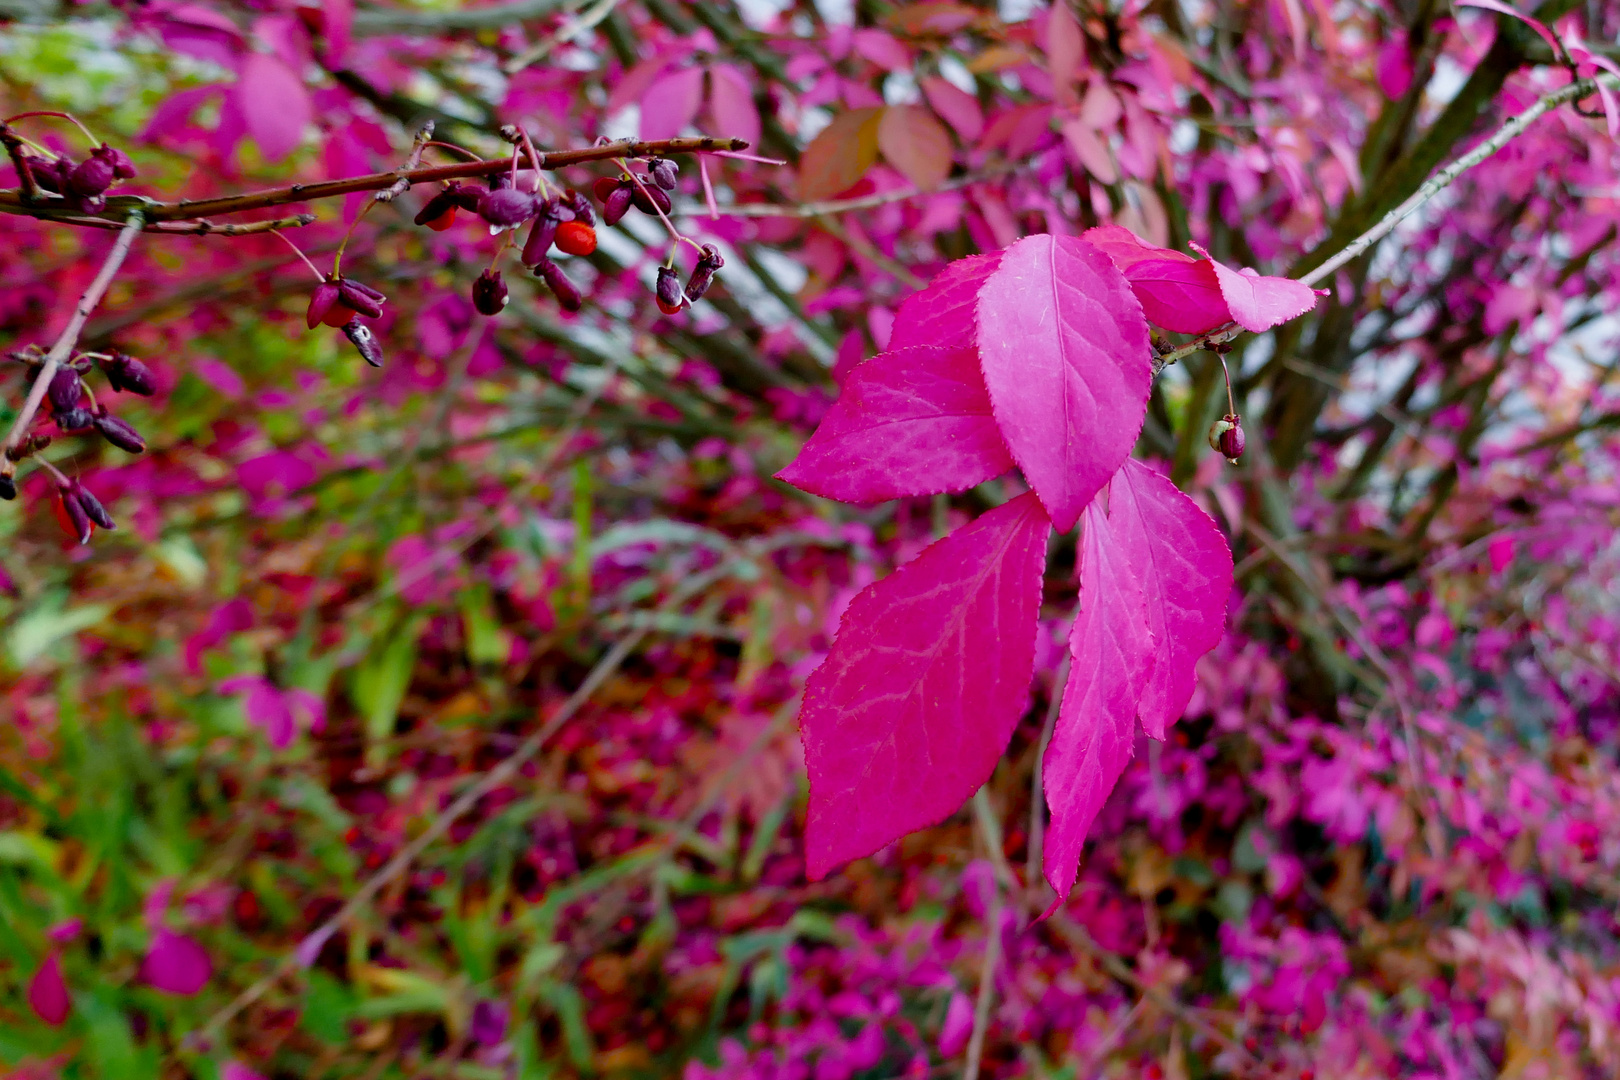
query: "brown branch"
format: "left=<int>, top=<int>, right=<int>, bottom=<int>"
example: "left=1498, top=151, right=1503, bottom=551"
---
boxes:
left=0, top=137, right=750, bottom=229
left=22, top=212, right=317, bottom=236
left=2, top=210, right=144, bottom=477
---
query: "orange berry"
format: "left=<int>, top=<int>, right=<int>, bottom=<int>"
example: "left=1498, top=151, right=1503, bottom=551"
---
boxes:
left=555, top=221, right=597, bottom=256
left=424, top=207, right=457, bottom=231
left=656, top=297, right=684, bottom=315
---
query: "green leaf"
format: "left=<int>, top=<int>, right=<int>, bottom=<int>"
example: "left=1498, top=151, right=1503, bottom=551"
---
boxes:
left=8, top=593, right=110, bottom=668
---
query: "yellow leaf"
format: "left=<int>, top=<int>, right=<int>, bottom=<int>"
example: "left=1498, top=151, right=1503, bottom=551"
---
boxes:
left=799, top=107, right=883, bottom=202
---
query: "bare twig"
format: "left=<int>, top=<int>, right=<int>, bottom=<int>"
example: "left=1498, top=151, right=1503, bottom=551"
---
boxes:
left=1027, top=655, right=1068, bottom=895
left=2, top=209, right=143, bottom=476
left=964, top=787, right=1010, bottom=1080
left=686, top=161, right=1025, bottom=219
left=1156, top=72, right=1620, bottom=371
left=504, top=0, right=625, bottom=72
left=0, top=137, right=752, bottom=229
left=374, top=122, right=436, bottom=204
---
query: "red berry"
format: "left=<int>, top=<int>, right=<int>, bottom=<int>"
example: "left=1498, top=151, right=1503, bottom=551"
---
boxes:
left=555, top=221, right=597, bottom=256
left=424, top=206, right=457, bottom=231
left=322, top=303, right=357, bottom=328
left=656, top=297, right=684, bottom=315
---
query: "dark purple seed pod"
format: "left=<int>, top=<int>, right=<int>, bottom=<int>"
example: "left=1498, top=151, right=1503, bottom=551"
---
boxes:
left=487, top=171, right=511, bottom=191
left=59, top=483, right=91, bottom=544
left=306, top=280, right=342, bottom=329
left=414, top=184, right=463, bottom=226
left=603, top=184, right=634, bottom=226
left=48, top=367, right=83, bottom=414
left=342, top=319, right=384, bottom=367
left=479, top=187, right=538, bottom=229
left=68, top=152, right=116, bottom=199
left=534, top=258, right=582, bottom=312
left=55, top=407, right=94, bottom=433
left=337, top=278, right=385, bottom=318
left=684, top=244, right=726, bottom=301
left=94, top=410, right=145, bottom=453
left=630, top=182, right=672, bottom=216
left=656, top=265, right=684, bottom=311
left=649, top=157, right=678, bottom=191
left=1208, top=414, right=1246, bottom=463
left=452, top=183, right=485, bottom=211
left=0, top=475, right=14, bottom=501
left=102, top=144, right=136, bottom=180
left=567, top=190, right=594, bottom=227
left=28, top=156, right=63, bottom=194
left=75, top=484, right=115, bottom=531
left=102, top=352, right=156, bottom=395
left=522, top=214, right=559, bottom=265
left=472, top=269, right=509, bottom=316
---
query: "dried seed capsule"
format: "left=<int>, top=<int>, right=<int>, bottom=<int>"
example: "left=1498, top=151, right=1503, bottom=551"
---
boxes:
left=306, top=281, right=342, bottom=329
left=68, top=150, right=116, bottom=199
left=630, top=182, right=672, bottom=216
left=102, top=144, right=136, bottom=180
left=75, top=483, right=115, bottom=531
left=534, top=258, right=582, bottom=312
left=102, top=352, right=156, bottom=395
left=55, top=407, right=94, bottom=433
left=522, top=213, right=559, bottom=265
left=0, top=475, right=14, bottom=500
left=58, top=483, right=91, bottom=544
left=684, top=244, right=725, bottom=302
left=649, top=157, right=678, bottom=191
left=1208, top=414, right=1245, bottom=463
left=567, top=189, right=595, bottom=227
left=591, top=176, right=621, bottom=203
left=478, top=187, right=538, bottom=230
left=555, top=221, right=597, bottom=257
left=93, top=410, right=145, bottom=453
left=342, top=319, right=385, bottom=367
left=414, top=183, right=467, bottom=229
left=336, top=278, right=386, bottom=318
left=602, top=184, right=633, bottom=226
left=655, top=265, right=684, bottom=314
left=47, top=367, right=83, bottom=415
left=472, top=269, right=509, bottom=316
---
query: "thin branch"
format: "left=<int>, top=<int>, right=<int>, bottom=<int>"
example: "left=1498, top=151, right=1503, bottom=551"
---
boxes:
left=0, top=137, right=752, bottom=228
left=504, top=0, right=625, bottom=72
left=1026, top=656, right=1068, bottom=894
left=351, top=0, right=567, bottom=36
left=964, top=787, right=1006, bottom=1080
left=686, top=161, right=1024, bottom=219
left=1156, top=71, right=1620, bottom=371
left=1, top=209, right=143, bottom=476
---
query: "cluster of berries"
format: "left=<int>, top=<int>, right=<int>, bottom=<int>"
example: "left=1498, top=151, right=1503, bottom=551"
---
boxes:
left=1, top=349, right=155, bottom=541
left=23, top=142, right=136, bottom=213
left=307, top=154, right=727, bottom=364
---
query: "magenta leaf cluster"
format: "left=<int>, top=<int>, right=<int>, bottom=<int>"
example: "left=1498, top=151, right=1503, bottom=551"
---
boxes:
left=781, top=228, right=1312, bottom=896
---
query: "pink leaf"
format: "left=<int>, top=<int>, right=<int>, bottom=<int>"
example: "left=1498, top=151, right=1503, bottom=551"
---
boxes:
left=28, top=951, right=70, bottom=1026
left=639, top=65, right=705, bottom=141
left=223, top=1064, right=269, bottom=1080
left=707, top=64, right=761, bottom=150
left=234, top=54, right=311, bottom=162
left=890, top=253, right=1003, bottom=352
left=321, top=0, right=353, bottom=66
left=1060, top=118, right=1117, bottom=184
left=1108, top=459, right=1231, bottom=739
left=142, top=929, right=212, bottom=996
left=803, top=493, right=1051, bottom=879
left=920, top=77, right=984, bottom=142
left=1203, top=256, right=1320, bottom=332
left=776, top=345, right=1013, bottom=503
left=1082, top=224, right=1194, bottom=274
left=1042, top=496, right=1156, bottom=903
left=1046, top=0, right=1086, bottom=107
left=1118, top=257, right=1231, bottom=334
left=1456, top=0, right=1563, bottom=57
left=877, top=105, right=954, bottom=190
left=938, top=990, right=975, bottom=1056
left=975, top=235, right=1151, bottom=532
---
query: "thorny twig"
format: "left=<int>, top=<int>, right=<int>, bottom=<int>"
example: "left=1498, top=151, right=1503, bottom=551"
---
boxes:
left=1, top=209, right=144, bottom=479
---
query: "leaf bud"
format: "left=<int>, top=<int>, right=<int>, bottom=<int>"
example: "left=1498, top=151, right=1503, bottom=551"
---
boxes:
left=655, top=265, right=684, bottom=314
left=93, top=409, right=146, bottom=453
left=102, top=351, right=156, bottom=395
left=684, top=244, right=725, bottom=302
left=47, top=367, right=83, bottom=415
left=342, top=319, right=385, bottom=367
left=649, top=157, right=678, bottom=191
left=534, top=258, right=582, bottom=312
left=1208, top=414, right=1245, bottom=463
left=472, top=269, right=509, bottom=316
